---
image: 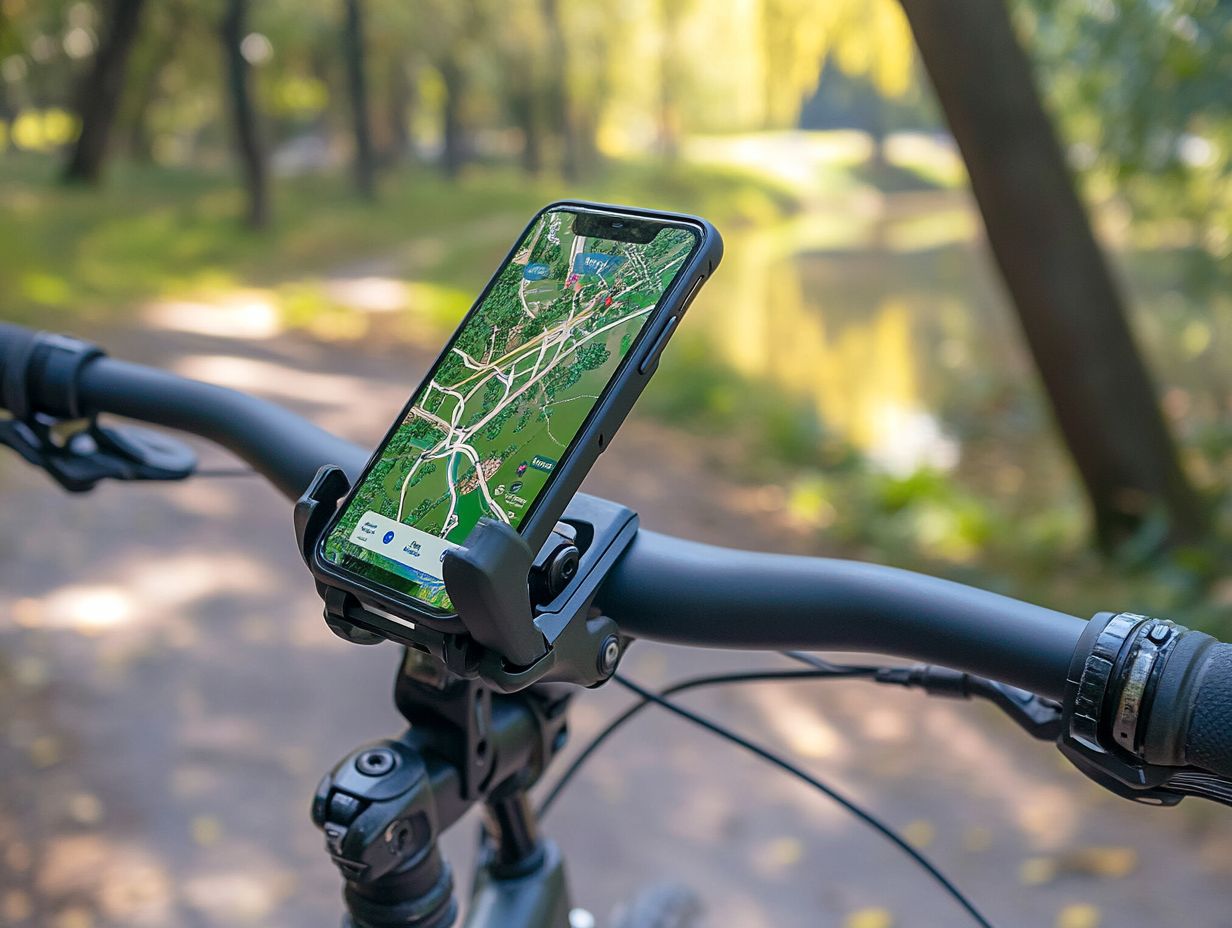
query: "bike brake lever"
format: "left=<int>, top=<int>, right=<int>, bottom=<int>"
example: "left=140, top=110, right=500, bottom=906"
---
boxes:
left=0, top=414, right=196, bottom=492
left=875, top=665, right=1063, bottom=740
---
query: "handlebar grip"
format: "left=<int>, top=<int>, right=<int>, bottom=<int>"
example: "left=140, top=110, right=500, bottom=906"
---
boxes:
left=1138, top=629, right=1232, bottom=779
left=1182, top=643, right=1232, bottom=778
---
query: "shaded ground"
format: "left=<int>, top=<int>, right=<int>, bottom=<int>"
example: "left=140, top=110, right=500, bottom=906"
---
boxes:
left=2, top=322, right=1232, bottom=928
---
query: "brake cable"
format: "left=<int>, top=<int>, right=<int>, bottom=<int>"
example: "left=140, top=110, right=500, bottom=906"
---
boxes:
left=537, top=663, right=878, bottom=816
left=610, top=672, right=996, bottom=928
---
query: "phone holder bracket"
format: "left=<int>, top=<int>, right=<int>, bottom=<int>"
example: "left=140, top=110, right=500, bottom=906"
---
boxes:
left=295, top=464, right=637, bottom=693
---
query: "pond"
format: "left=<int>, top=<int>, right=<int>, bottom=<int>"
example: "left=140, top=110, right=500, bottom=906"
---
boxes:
left=645, top=188, right=1232, bottom=562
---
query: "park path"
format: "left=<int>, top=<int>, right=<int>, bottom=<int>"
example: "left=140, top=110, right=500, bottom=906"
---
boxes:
left=2, top=318, right=1232, bottom=928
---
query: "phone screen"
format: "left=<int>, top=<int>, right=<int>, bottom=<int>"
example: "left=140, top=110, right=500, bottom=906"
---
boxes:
left=321, top=206, right=701, bottom=611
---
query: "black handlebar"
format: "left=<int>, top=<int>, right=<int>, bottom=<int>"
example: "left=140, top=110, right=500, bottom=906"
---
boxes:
left=601, top=531, right=1082, bottom=700
left=13, top=333, right=1084, bottom=698
left=4, top=323, right=1231, bottom=789
left=77, top=357, right=367, bottom=499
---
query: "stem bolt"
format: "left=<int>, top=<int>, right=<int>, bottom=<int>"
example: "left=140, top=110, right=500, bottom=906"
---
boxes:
left=597, top=635, right=621, bottom=675
left=356, top=748, right=397, bottom=777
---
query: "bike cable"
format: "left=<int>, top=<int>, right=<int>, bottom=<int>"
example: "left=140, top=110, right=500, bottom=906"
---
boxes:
left=192, top=467, right=258, bottom=478
left=782, top=649, right=883, bottom=674
left=537, top=663, right=878, bottom=817
left=610, top=673, right=996, bottom=928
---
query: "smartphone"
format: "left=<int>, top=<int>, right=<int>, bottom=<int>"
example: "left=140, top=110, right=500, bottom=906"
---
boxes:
left=313, top=201, right=721, bottom=626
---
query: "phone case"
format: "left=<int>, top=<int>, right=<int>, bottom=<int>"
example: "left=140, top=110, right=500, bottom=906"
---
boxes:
left=309, top=200, right=723, bottom=634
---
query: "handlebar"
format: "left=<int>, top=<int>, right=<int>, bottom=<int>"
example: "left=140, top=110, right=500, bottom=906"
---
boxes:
left=3, top=324, right=1230, bottom=788
left=601, top=532, right=1082, bottom=700
left=5, top=328, right=1084, bottom=698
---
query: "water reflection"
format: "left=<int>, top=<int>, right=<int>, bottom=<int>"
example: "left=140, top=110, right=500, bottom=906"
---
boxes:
left=677, top=197, right=1047, bottom=485
left=659, top=189, right=1231, bottom=546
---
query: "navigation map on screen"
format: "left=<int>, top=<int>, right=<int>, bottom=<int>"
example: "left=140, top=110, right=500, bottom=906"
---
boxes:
left=321, top=207, right=699, bottom=610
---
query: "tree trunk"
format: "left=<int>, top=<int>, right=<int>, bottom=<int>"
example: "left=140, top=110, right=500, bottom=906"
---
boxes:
left=540, top=0, right=578, bottom=179
left=62, top=0, right=147, bottom=183
left=438, top=57, right=467, bottom=179
left=510, top=90, right=542, bottom=176
left=898, top=0, right=1203, bottom=547
left=656, top=0, right=685, bottom=161
left=384, top=58, right=413, bottom=163
left=125, top=5, right=185, bottom=163
left=220, top=0, right=269, bottom=228
left=342, top=0, right=376, bottom=199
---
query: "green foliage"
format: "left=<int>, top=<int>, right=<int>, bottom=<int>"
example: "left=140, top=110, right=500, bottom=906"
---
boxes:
left=0, top=154, right=800, bottom=325
left=1020, top=0, right=1232, bottom=257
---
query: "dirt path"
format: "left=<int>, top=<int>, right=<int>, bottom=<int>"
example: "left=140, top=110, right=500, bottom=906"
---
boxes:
left=2, top=323, right=1231, bottom=928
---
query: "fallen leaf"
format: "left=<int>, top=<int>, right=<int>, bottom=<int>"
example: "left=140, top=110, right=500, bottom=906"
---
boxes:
left=1020, top=857, right=1056, bottom=886
left=844, top=907, right=894, bottom=928
left=191, top=816, right=222, bottom=847
left=1055, top=846, right=1137, bottom=879
left=2, top=889, right=32, bottom=922
left=1056, top=903, right=1101, bottom=928
left=28, top=735, right=62, bottom=768
left=903, top=820, right=935, bottom=849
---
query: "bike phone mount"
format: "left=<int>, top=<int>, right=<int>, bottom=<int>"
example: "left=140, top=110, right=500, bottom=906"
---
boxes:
left=294, top=463, right=637, bottom=692
left=296, top=464, right=639, bottom=927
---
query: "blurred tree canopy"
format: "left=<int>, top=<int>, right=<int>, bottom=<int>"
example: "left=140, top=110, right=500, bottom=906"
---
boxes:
left=1021, top=0, right=1232, bottom=259
left=0, top=0, right=1223, bottom=251
left=0, top=0, right=1227, bottom=550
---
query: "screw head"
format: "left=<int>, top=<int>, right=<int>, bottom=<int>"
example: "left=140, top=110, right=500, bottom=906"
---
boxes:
left=356, top=748, right=397, bottom=777
left=597, top=635, right=621, bottom=675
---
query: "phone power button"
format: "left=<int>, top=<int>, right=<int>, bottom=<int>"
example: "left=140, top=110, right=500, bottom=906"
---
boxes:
left=679, top=275, right=704, bottom=315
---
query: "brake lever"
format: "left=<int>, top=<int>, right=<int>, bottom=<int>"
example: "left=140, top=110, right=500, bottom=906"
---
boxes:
left=874, top=665, right=1063, bottom=740
left=0, top=328, right=197, bottom=492
left=875, top=663, right=1232, bottom=807
left=0, top=414, right=196, bottom=492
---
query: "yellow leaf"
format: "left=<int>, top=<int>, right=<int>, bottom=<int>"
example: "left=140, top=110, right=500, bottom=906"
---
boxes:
left=902, top=819, right=935, bottom=849
left=844, top=907, right=894, bottom=928
left=1056, top=846, right=1137, bottom=879
left=1019, top=857, right=1057, bottom=886
left=766, top=836, right=805, bottom=869
left=1056, top=903, right=1101, bottom=928
left=191, top=815, right=223, bottom=847
left=28, top=735, right=62, bottom=769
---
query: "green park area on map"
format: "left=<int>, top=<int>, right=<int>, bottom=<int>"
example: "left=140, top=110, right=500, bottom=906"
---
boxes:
left=324, top=209, right=696, bottom=606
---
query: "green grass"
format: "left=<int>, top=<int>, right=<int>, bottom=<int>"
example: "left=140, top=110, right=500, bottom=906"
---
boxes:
left=0, top=153, right=801, bottom=327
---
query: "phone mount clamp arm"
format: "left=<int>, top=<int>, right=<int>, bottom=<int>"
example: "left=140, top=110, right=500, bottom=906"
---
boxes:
left=294, top=463, right=638, bottom=693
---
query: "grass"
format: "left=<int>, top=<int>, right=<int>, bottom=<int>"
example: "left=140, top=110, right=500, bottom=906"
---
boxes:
left=0, top=153, right=801, bottom=327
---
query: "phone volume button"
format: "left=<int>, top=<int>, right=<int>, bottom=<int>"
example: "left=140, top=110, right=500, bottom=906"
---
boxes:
left=638, top=315, right=678, bottom=375
left=680, top=275, right=704, bottom=315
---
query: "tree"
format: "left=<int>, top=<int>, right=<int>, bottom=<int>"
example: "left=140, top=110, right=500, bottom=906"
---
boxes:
left=899, top=0, right=1204, bottom=547
left=220, top=0, right=270, bottom=228
left=62, top=0, right=147, bottom=183
left=342, top=0, right=376, bottom=198
left=122, top=1, right=187, bottom=162
left=438, top=54, right=468, bottom=178
left=656, top=0, right=688, bottom=160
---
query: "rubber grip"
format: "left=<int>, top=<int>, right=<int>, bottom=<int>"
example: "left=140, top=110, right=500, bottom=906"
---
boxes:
left=1185, top=643, right=1232, bottom=778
